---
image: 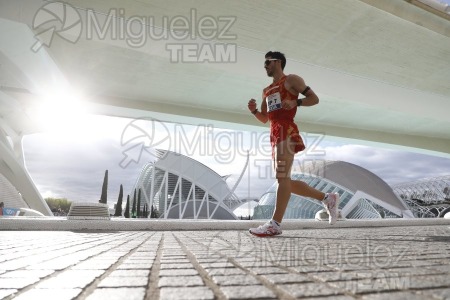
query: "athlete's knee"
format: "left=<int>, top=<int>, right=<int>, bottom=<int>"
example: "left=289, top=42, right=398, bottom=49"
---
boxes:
left=275, top=160, right=290, bottom=179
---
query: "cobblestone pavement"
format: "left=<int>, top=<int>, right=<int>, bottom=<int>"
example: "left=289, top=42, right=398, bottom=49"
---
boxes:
left=1, top=225, right=450, bottom=299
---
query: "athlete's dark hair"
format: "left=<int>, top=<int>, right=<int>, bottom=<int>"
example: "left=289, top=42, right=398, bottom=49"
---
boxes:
left=265, top=51, right=286, bottom=70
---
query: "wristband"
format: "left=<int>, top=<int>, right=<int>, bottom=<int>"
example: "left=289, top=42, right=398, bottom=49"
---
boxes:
left=296, top=99, right=303, bottom=107
left=301, top=86, right=310, bottom=95
left=251, top=109, right=258, bottom=114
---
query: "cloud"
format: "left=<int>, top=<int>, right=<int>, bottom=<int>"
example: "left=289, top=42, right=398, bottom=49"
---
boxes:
left=23, top=117, right=152, bottom=205
left=312, top=144, right=450, bottom=185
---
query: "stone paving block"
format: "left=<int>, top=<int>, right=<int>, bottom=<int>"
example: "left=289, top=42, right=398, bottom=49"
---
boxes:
left=313, top=270, right=409, bottom=283
left=383, top=266, right=446, bottom=277
left=159, top=268, right=199, bottom=277
left=71, top=259, right=117, bottom=270
left=200, top=262, right=234, bottom=269
left=109, top=269, right=150, bottom=277
left=98, top=276, right=148, bottom=287
left=281, top=282, right=343, bottom=298
left=0, top=289, right=17, bottom=299
left=261, top=273, right=312, bottom=284
left=329, top=274, right=412, bottom=295
left=1, top=258, right=41, bottom=270
left=361, top=291, right=425, bottom=300
left=13, top=288, right=82, bottom=300
left=128, top=252, right=156, bottom=258
left=160, top=286, right=214, bottom=300
left=194, top=257, right=223, bottom=264
left=212, top=274, right=260, bottom=286
left=161, top=257, right=189, bottom=262
left=116, top=263, right=152, bottom=270
left=0, top=269, right=54, bottom=278
left=160, top=263, right=194, bottom=270
left=300, top=296, right=355, bottom=300
left=248, top=267, right=289, bottom=275
left=27, top=258, right=81, bottom=270
left=220, top=285, right=277, bottom=299
left=420, top=287, right=450, bottom=299
left=158, top=275, right=204, bottom=287
left=237, top=260, right=276, bottom=268
left=290, top=265, right=334, bottom=273
left=161, top=254, right=187, bottom=258
left=425, top=265, right=450, bottom=274
left=205, top=267, right=246, bottom=277
left=85, top=287, right=146, bottom=300
left=0, top=277, right=40, bottom=289
left=403, top=274, right=450, bottom=289
left=122, top=259, right=154, bottom=264
left=35, top=270, right=104, bottom=288
left=405, top=259, right=446, bottom=268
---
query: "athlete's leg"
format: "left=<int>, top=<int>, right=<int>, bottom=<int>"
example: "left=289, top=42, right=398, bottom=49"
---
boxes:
left=271, top=139, right=295, bottom=223
left=291, top=180, right=325, bottom=201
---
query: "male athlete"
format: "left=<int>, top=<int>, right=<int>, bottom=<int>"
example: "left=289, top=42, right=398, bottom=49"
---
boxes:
left=248, top=51, right=339, bottom=237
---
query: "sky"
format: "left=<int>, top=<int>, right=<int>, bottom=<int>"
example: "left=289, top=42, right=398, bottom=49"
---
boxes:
left=22, top=114, right=450, bottom=216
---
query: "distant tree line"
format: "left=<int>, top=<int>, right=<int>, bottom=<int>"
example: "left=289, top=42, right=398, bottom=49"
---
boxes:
left=45, top=198, right=72, bottom=215
left=46, top=170, right=161, bottom=218
left=100, top=170, right=159, bottom=218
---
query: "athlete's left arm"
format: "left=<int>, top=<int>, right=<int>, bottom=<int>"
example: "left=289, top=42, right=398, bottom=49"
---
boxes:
left=285, top=74, right=319, bottom=107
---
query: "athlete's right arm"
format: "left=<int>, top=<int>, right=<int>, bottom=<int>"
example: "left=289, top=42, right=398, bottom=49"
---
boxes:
left=248, top=98, right=268, bottom=124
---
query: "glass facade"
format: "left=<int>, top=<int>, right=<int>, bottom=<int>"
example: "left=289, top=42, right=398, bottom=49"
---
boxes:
left=253, top=173, right=402, bottom=220
left=132, top=150, right=242, bottom=220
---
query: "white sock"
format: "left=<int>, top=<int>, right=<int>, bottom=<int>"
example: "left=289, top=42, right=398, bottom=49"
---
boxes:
left=271, top=219, right=281, bottom=228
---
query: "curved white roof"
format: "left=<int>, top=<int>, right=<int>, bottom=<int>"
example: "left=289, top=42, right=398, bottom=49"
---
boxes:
left=153, top=150, right=237, bottom=202
left=296, top=160, right=409, bottom=212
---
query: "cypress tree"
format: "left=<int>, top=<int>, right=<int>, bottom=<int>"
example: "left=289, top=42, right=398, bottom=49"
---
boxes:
left=124, top=195, right=130, bottom=218
left=114, top=184, right=123, bottom=217
left=151, top=204, right=157, bottom=218
left=99, top=170, right=108, bottom=204
left=131, top=189, right=137, bottom=218
left=143, top=204, right=148, bottom=218
left=137, top=189, right=141, bottom=218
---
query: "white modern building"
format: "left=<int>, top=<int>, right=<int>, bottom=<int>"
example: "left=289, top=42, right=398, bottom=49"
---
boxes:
left=132, top=150, right=247, bottom=219
left=253, top=161, right=414, bottom=220
left=392, top=175, right=450, bottom=218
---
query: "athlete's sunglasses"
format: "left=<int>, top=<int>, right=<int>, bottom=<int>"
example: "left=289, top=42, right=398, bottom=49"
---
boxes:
left=264, top=58, right=279, bottom=66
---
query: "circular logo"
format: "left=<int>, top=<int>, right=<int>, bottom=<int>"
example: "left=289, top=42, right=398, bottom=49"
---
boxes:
left=32, top=2, right=82, bottom=52
left=119, top=117, right=171, bottom=168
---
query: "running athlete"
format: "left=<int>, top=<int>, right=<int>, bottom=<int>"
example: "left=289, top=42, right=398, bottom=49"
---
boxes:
left=248, top=51, right=339, bottom=237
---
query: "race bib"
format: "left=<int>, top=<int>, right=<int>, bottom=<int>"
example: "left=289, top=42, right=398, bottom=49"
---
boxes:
left=266, top=92, right=282, bottom=112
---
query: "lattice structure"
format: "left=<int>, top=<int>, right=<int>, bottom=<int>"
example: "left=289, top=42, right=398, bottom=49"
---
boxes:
left=0, top=173, right=28, bottom=209
left=392, top=175, right=450, bottom=218
left=253, top=161, right=411, bottom=220
left=132, top=150, right=246, bottom=219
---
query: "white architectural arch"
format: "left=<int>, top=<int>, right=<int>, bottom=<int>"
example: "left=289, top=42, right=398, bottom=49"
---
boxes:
left=0, top=125, right=52, bottom=215
left=253, top=161, right=413, bottom=220
left=132, top=150, right=247, bottom=219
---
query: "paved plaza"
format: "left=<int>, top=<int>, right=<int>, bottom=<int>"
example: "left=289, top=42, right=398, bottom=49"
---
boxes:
left=1, top=220, right=450, bottom=299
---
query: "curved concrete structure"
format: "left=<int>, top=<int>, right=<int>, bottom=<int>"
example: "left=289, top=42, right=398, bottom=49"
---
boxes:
left=300, top=160, right=409, bottom=213
left=254, top=160, right=412, bottom=220
left=132, top=150, right=245, bottom=219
